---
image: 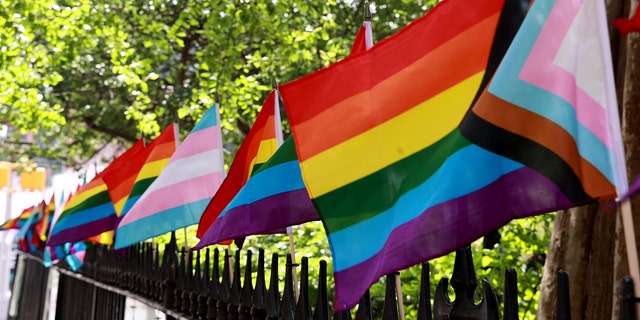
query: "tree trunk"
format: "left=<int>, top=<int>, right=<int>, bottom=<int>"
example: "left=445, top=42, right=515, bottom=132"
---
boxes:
left=537, top=0, right=640, bottom=318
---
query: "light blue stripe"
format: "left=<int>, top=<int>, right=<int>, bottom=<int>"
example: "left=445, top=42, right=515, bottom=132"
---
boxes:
left=51, top=202, right=115, bottom=235
left=488, top=0, right=614, bottom=184
left=191, top=103, right=220, bottom=133
left=329, top=145, right=523, bottom=272
left=114, top=199, right=210, bottom=249
left=220, top=160, right=305, bottom=218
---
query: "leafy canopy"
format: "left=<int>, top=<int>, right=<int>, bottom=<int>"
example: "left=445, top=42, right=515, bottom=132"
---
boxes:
left=0, top=0, right=433, bottom=167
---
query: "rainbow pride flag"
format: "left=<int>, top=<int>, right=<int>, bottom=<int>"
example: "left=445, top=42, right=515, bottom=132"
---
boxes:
left=280, top=0, right=536, bottom=310
left=35, top=195, right=55, bottom=241
left=196, top=136, right=317, bottom=246
left=102, top=138, right=146, bottom=216
left=119, top=124, right=178, bottom=217
left=0, top=205, right=36, bottom=230
left=196, top=90, right=283, bottom=240
left=114, top=104, right=225, bottom=249
left=195, top=23, right=375, bottom=246
left=47, top=140, right=145, bottom=246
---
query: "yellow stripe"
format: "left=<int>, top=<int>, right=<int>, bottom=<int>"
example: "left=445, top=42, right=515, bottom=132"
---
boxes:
left=255, top=138, right=279, bottom=164
left=114, top=199, right=127, bottom=216
left=65, top=179, right=107, bottom=209
left=136, top=159, right=170, bottom=181
left=301, top=72, right=484, bottom=198
left=94, top=231, right=114, bottom=245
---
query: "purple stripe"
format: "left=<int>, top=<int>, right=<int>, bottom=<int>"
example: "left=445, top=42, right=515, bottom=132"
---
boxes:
left=331, top=167, right=576, bottom=311
left=194, top=189, right=318, bottom=249
left=620, top=175, right=640, bottom=200
left=47, top=215, right=117, bottom=247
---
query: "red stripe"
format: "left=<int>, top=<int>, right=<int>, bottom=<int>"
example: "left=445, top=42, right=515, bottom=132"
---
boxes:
left=281, top=0, right=504, bottom=127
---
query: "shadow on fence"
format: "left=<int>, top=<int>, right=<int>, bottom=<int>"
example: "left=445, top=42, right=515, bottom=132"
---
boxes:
left=7, top=233, right=639, bottom=320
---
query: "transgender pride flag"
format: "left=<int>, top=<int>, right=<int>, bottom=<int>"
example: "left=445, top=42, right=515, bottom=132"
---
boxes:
left=114, top=104, right=225, bottom=249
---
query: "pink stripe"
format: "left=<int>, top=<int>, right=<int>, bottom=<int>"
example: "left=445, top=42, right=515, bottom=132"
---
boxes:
left=118, top=172, right=224, bottom=226
left=167, top=126, right=222, bottom=165
left=519, top=0, right=610, bottom=146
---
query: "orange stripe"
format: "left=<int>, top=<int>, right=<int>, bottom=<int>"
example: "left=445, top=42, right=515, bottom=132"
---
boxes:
left=293, top=14, right=499, bottom=161
left=281, top=0, right=504, bottom=125
left=144, top=141, right=176, bottom=162
left=473, top=92, right=616, bottom=198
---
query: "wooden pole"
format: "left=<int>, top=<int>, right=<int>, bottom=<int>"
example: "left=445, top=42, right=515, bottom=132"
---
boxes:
left=620, top=199, right=640, bottom=313
left=394, top=273, right=405, bottom=320
left=287, top=230, right=300, bottom=300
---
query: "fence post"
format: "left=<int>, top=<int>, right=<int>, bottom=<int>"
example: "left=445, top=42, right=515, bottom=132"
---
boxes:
left=354, top=290, right=372, bottom=320
left=417, top=262, right=432, bottom=320
left=313, top=260, right=330, bottom=320
left=620, top=276, right=638, bottom=320
left=381, top=273, right=399, bottom=320
left=266, top=252, right=280, bottom=319
left=280, top=253, right=296, bottom=320
left=556, top=270, right=571, bottom=320
left=295, top=257, right=311, bottom=320
left=251, top=249, right=268, bottom=320
left=217, top=249, right=231, bottom=319
left=207, top=248, right=221, bottom=320
left=503, top=268, right=519, bottom=320
left=229, top=249, right=242, bottom=319
left=239, top=249, right=254, bottom=320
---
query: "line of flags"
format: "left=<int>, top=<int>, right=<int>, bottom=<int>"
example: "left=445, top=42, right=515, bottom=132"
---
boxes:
left=1, top=0, right=634, bottom=311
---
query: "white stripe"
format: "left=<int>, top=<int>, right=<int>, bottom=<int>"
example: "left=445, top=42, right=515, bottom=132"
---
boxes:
left=138, top=148, right=225, bottom=197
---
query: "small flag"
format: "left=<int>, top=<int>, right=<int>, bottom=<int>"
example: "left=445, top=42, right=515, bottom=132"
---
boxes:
left=195, top=90, right=283, bottom=239
left=114, top=104, right=225, bottom=249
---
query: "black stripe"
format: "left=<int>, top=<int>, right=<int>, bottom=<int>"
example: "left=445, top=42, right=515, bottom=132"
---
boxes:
left=460, top=111, right=591, bottom=203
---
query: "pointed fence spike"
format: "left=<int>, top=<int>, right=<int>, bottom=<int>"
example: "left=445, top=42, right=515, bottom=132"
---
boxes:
left=173, top=248, right=186, bottom=311
left=228, top=250, right=242, bottom=317
left=161, top=234, right=178, bottom=310
left=252, top=249, right=268, bottom=319
left=182, top=249, right=192, bottom=314
left=417, top=262, right=432, bottom=320
left=239, top=249, right=254, bottom=318
left=381, top=274, right=399, bottom=320
left=312, top=260, right=329, bottom=320
left=354, top=290, right=372, bottom=320
left=189, top=250, right=201, bottom=317
left=197, top=248, right=210, bottom=319
left=207, top=248, right=221, bottom=319
left=503, top=268, right=519, bottom=320
left=280, top=253, right=296, bottom=320
left=364, top=2, right=371, bottom=21
left=217, top=249, right=231, bottom=319
left=481, top=279, right=500, bottom=320
left=266, top=253, right=280, bottom=319
left=296, top=257, right=311, bottom=320
left=433, top=277, right=452, bottom=318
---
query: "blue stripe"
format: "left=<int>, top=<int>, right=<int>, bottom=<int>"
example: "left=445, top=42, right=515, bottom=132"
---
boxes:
left=121, top=195, right=141, bottom=216
left=329, top=145, right=523, bottom=272
left=487, top=0, right=614, bottom=184
left=114, top=199, right=210, bottom=249
left=220, top=160, right=305, bottom=218
left=51, top=202, right=115, bottom=235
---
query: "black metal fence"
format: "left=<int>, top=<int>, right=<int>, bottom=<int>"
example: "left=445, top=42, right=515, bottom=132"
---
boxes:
left=7, top=233, right=638, bottom=320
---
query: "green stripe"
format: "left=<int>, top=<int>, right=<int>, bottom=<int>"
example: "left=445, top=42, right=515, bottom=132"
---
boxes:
left=315, top=129, right=470, bottom=234
left=129, top=177, right=156, bottom=197
left=254, top=137, right=297, bottom=174
left=60, top=191, right=112, bottom=217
